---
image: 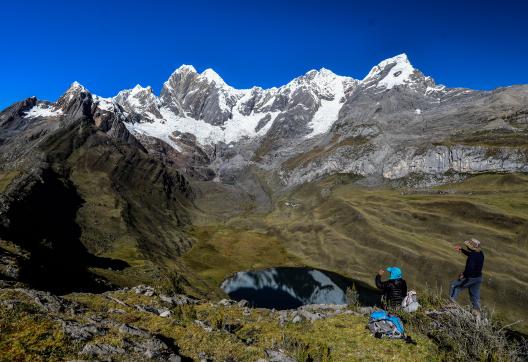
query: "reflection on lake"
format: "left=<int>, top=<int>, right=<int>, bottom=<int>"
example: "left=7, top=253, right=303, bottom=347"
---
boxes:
left=221, top=267, right=379, bottom=309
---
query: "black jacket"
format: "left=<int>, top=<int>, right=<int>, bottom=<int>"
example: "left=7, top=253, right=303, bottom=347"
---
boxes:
left=375, top=275, right=407, bottom=309
left=462, top=249, right=484, bottom=278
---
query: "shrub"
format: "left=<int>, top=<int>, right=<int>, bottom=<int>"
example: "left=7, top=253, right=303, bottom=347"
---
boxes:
left=345, top=283, right=360, bottom=308
left=400, top=286, right=528, bottom=361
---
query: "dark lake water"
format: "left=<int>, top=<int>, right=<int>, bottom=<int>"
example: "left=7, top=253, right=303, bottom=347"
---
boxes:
left=221, top=267, right=380, bottom=310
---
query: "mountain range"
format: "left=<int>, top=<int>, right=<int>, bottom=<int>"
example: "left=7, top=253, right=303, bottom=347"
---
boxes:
left=8, top=54, right=528, bottom=190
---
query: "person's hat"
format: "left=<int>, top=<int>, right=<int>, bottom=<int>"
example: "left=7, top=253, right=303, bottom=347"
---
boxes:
left=386, top=266, right=402, bottom=280
left=464, top=238, right=481, bottom=251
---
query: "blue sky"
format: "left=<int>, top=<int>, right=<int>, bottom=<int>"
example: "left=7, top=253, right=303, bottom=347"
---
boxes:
left=1, top=0, right=527, bottom=109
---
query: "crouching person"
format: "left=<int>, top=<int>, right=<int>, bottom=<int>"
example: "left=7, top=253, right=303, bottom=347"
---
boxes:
left=449, top=238, right=484, bottom=316
left=375, top=267, right=407, bottom=311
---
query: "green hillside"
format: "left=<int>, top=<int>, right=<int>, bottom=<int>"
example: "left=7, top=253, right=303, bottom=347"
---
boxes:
left=186, top=173, right=528, bottom=332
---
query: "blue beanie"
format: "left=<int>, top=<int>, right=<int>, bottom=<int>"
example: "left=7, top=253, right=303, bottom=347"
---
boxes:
left=386, top=266, right=402, bottom=280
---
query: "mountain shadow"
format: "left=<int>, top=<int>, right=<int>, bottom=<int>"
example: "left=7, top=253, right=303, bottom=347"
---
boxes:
left=0, top=167, right=129, bottom=294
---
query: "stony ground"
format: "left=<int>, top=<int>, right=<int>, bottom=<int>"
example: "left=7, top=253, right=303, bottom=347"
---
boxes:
left=0, top=282, right=439, bottom=362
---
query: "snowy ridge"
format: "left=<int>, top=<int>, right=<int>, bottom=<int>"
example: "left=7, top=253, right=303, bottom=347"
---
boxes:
left=124, top=106, right=281, bottom=146
left=305, top=69, right=348, bottom=137
left=122, top=66, right=357, bottom=146
left=65, top=53, right=451, bottom=150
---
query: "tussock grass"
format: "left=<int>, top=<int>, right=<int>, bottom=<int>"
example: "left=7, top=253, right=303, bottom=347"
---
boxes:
left=395, top=287, right=528, bottom=361
left=65, top=290, right=439, bottom=361
left=0, top=297, right=75, bottom=361
left=2, top=284, right=524, bottom=361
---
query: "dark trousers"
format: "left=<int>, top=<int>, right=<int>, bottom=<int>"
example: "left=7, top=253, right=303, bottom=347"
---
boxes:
left=449, top=276, right=482, bottom=310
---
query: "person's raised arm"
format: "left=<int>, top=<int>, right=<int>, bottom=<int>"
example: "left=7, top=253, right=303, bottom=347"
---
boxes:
left=375, top=269, right=385, bottom=289
left=454, top=244, right=470, bottom=255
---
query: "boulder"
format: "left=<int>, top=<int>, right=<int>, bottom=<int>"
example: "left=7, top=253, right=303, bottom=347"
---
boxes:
left=118, top=323, right=150, bottom=337
left=265, top=349, right=297, bottom=362
left=80, top=343, right=126, bottom=357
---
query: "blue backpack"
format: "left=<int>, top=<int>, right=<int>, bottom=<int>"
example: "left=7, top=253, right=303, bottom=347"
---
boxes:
left=368, top=310, right=406, bottom=339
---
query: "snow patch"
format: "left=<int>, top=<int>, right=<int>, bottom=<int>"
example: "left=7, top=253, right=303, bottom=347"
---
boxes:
left=124, top=116, right=184, bottom=152
left=93, top=95, right=114, bottom=112
left=125, top=105, right=280, bottom=148
left=24, top=104, right=63, bottom=118
left=305, top=72, right=346, bottom=138
left=425, top=84, right=446, bottom=94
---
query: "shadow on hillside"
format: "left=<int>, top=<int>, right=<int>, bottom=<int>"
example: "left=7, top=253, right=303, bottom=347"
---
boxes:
left=0, top=168, right=129, bottom=294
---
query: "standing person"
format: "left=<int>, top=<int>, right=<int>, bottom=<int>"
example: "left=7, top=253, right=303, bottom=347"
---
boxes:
left=375, top=266, right=407, bottom=311
left=449, top=238, right=484, bottom=316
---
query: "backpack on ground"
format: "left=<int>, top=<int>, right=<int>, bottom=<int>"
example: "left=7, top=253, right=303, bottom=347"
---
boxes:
left=402, top=290, right=420, bottom=313
left=368, top=310, right=417, bottom=344
left=368, top=310, right=406, bottom=339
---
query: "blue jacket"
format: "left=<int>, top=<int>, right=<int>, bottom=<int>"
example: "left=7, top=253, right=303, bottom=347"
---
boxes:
left=462, top=249, right=484, bottom=278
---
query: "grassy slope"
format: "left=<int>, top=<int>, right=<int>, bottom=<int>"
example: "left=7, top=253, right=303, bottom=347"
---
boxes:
left=183, top=226, right=300, bottom=289
left=274, top=173, right=528, bottom=330
left=43, top=126, right=202, bottom=295
left=0, top=288, right=438, bottom=362
left=442, top=129, right=528, bottom=150
left=185, top=173, right=528, bottom=332
left=0, top=170, right=19, bottom=193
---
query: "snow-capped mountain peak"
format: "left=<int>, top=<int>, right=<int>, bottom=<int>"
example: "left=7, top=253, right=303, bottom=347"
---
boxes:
left=285, top=67, right=356, bottom=97
left=302, top=67, right=338, bottom=79
left=57, top=81, right=90, bottom=105
left=135, top=83, right=151, bottom=91
left=69, top=81, right=87, bottom=91
left=114, top=84, right=161, bottom=120
left=60, top=81, right=89, bottom=99
left=199, top=68, right=230, bottom=88
left=362, top=53, right=417, bottom=89
left=374, top=53, right=410, bottom=69
left=174, top=64, right=197, bottom=74
left=115, top=84, right=155, bottom=100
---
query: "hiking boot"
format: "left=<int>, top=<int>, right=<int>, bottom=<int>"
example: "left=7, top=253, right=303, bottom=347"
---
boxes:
left=471, top=309, right=481, bottom=318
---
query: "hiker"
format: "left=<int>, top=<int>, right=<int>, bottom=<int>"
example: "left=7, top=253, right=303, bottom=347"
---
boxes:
left=449, top=238, right=484, bottom=315
left=375, top=267, right=407, bottom=310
